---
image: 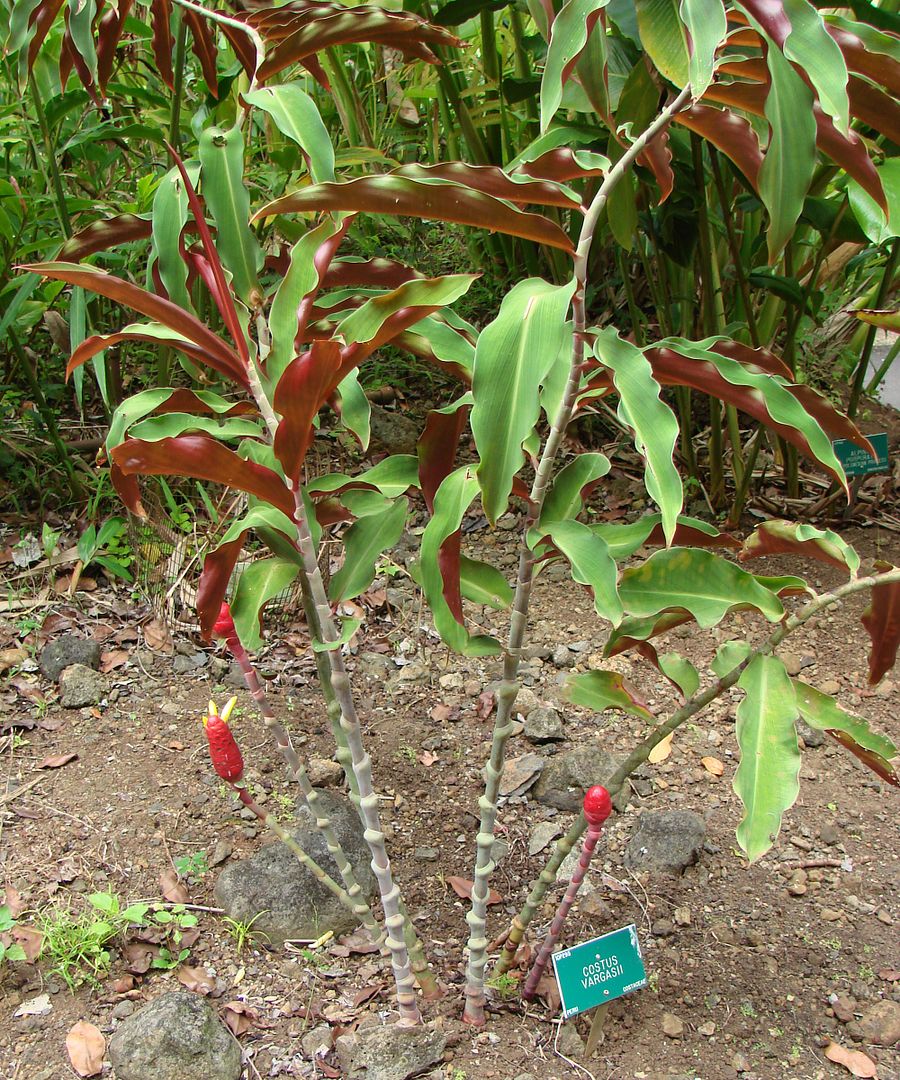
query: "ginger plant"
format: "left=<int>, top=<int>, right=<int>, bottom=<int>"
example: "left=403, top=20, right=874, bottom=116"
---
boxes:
left=26, top=0, right=900, bottom=1032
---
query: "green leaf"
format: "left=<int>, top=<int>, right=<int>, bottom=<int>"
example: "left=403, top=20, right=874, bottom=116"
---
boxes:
left=150, top=163, right=199, bottom=313
left=564, top=670, right=654, bottom=721
left=309, top=455, right=419, bottom=499
left=847, top=158, right=900, bottom=244
left=336, top=370, right=371, bottom=451
left=312, top=616, right=363, bottom=652
left=245, top=84, right=335, bottom=184
left=199, top=124, right=263, bottom=306
left=620, top=548, right=785, bottom=627
left=339, top=275, right=477, bottom=346
left=539, top=520, right=623, bottom=623
left=419, top=466, right=502, bottom=656
left=128, top=413, right=263, bottom=442
left=711, top=639, right=752, bottom=678
left=679, top=0, right=726, bottom=95
left=541, top=0, right=611, bottom=131
left=68, top=0, right=99, bottom=84
left=266, top=220, right=339, bottom=387
left=329, top=498, right=408, bottom=603
left=594, top=327, right=682, bottom=543
left=459, top=556, right=513, bottom=609
left=540, top=453, right=611, bottom=525
left=733, top=656, right=801, bottom=862
left=231, top=557, right=301, bottom=649
left=634, top=0, right=690, bottom=86
left=742, top=519, right=860, bottom=576
left=793, top=679, right=898, bottom=784
left=592, top=513, right=730, bottom=559
left=758, top=33, right=817, bottom=262
left=216, top=504, right=299, bottom=550
left=658, top=652, right=700, bottom=698
left=471, top=278, right=577, bottom=523
left=781, top=0, right=850, bottom=136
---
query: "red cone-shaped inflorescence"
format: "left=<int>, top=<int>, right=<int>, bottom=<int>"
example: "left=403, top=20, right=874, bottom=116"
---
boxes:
left=583, top=785, right=612, bottom=826
left=203, top=697, right=243, bottom=783
left=212, top=602, right=238, bottom=646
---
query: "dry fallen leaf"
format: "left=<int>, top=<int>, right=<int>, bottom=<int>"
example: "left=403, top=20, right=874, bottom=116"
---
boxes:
left=879, top=968, right=900, bottom=982
left=419, top=751, right=439, bottom=766
left=66, top=1021, right=105, bottom=1077
left=824, top=1041, right=879, bottom=1078
left=648, top=732, right=674, bottom=764
left=15, top=993, right=51, bottom=1017
left=176, top=964, right=216, bottom=994
left=38, top=752, right=78, bottom=769
left=0, top=647, right=27, bottom=674
left=143, top=616, right=174, bottom=653
left=3, top=885, right=25, bottom=917
left=220, top=1001, right=260, bottom=1036
left=160, top=869, right=190, bottom=905
left=11, top=926, right=43, bottom=962
left=100, top=649, right=129, bottom=673
left=476, top=691, right=495, bottom=719
left=446, top=876, right=502, bottom=905
left=112, top=975, right=135, bottom=994
left=701, top=756, right=725, bottom=777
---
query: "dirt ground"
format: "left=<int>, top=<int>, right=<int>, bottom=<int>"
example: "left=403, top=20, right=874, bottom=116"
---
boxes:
left=1, top=504, right=898, bottom=1080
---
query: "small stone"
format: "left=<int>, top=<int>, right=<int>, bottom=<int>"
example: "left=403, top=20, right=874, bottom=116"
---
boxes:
left=698, top=1021, right=716, bottom=1037
left=830, top=994, right=856, bottom=1023
left=513, top=688, right=540, bottom=716
left=335, top=1023, right=446, bottom=1080
left=438, top=672, right=464, bottom=691
left=528, top=821, right=562, bottom=856
left=58, top=664, right=105, bottom=708
left=819, top=680, right=840, bottom=695
left=301, top=1023, right=332, bottom=1058
left=112, top=1000, right=136, bottom=1019
left=857, top=999, right=900, bottom=1046
left=306, top=758, right=344, bottom=787
left=731, top=1052, right=751, bottom=1073
left=498, top=753, right=545, bottom=797
left=780, top=652, right=803, bottom=677
left=820, top=907, right=843, bottom=922
left=623, top=811, right=706, bottom=874
left=819, top=822, right=841, bottom=846
left=39, top=636, right=101, bottom=681
left=796, top=719, right=825, bottom=748
left=652, top=919, right=675, bottom=937
left=414, top=847, right=439, bottom=862
left=555, top=1024, right=585, bottom=1058
left=533, top=742, right=623, bottom=812
left=673, top=906, right=691, bottom=927
left=523, top=707, right=566, bottom=744
left=209, top=840, right=232, bottom=867
left=552, top=645, right=573, bottom=668
left=172, top=652, right=207, bottom=675
left=109, top=993, right=241, bottom=1080
left=662, top=1012, right=684, bottom=1039
left=876, top=908, right=893, bottom=925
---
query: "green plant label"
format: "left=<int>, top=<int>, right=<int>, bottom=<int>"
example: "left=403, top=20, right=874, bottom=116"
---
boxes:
left=552, top=924, right=647, bottom=1019
left=832, top=433, right=889, bottom=477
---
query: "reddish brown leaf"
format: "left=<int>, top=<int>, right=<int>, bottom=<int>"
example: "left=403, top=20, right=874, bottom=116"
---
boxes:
left=160, top=869, right=190, bottom=904
left=176, top=964, right=216, bottom=994
left=823, top=1041, right=878, bottom=1078
left=149, top=0, right=175, bottom=88
left=111, top=436, right=294, bottom=518
left=22, top=263, right=248, bottom=386
left=59, top=215, right=151, bottom=262
left=0, top=647, right=27, bottom=674
left=476, top=691, right=495, bottom=719
left=639, top=130, right=674, bottom=203
left=11, top=926, right=43, bottom=963
left=446, top=876, right=502, bottom=905
left=393, top=162, right=579, bottom=209
left=352, top=984, right=384, bottom=1008
left=740, top=520, right=854, bottom=571
left=197, top=535, right=248, bottom=643
left=184, top=7, right=220, bottom=95
left=861, top=568, right=900, bottom=684
left=322, top=257, right=423, bottom=291
left=830, top=23, right=900, bottom=98
left=8, top=676, right=46, bottom=704
left=38, top=753, right=78, bottom=769
left=419, top=750, right=439, bottom=766
left=643, top=521, right=740, bottom=550
left=143, top=616, right=174, bottom=654
left=254, top=176, right=576, bottom=253
left=701, top=756, right=725, bottom=777
left=3, top=886, right=25, bottom=918
left=97, top=0, right=133, bottom=91
left=674, top=104, right=762, bottom=189
left=535, top=972, right=561, bottom=1011
left=100, top=649, right=129, bottom=673
left=221, top=1001, right=260, bottom=1036
left=66, top=1021, right=105, bottom=1077
left=112, top=975, right=136, bottom=993
left=122, top=942, right=156, bottom=974
left=273, top=341, right=344, bottom=481
left=826, top=728, right=899, bottom=788
left=879, top=968, right=900, bottom=982
left=513, top=148, right=607, bottom=183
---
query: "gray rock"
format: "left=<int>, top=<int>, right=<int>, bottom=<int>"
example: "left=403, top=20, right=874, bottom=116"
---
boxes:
left=623, top=811, right=706, bottom=874
left=109, top=993, right=241, bottom=1080
left=39, top=636, right=101, bottom=681
left=172, top=652, right=208, bottom=675
left=369, top=403, right=420, bottom=456
left=796, top=719, right=825, bottom=748
left=532, top=742, right=622, bottom=812
left=524, top=707, right=566, bottom=743
left=335, top=1023, right=446, bottom=1080
left=528, top=820, right=562, bottom=855
left=58, top=664, right=105, bottom=708
left=857, top=999, right=900, bottom=1046
left=552, top=645, right=573, bottom=668
left=214, top=791, right=375, bottom=946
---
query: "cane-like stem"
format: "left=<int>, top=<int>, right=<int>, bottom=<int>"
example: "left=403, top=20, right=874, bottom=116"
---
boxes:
left=244, top=363, right=421, bottom=1026
left=460, top=83, right=693, bottom=1026
left=496, top=566, right=900, bottom=974
left=521, top=786, right=611, bottom=1000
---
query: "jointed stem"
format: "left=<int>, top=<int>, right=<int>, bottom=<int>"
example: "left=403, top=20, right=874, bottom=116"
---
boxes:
left=496, top=567, right=900, bottom=973
left=460, top=85, right=693, bottom=1026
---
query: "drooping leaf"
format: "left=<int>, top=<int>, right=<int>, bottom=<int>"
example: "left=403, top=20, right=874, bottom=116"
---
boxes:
left=329, top=498, right=408, bottom=602
left=536, top=519, right=622, bottom=623
left=741, top=520, right=860, bottom=576
left=658, top=652, right=700, bottom=699
left=392, top=163, right=581, bottom=209
left=619, top=548, right=785, bottom=628
left=253, top=176, right=576, bottom=253
left=679, top=0, right=726, bottom=96
left=127, top=413, right=262, bottom=443
left=793, top=679, right=898, bottom=785
left=59, top=214, right=151, bottom=262
left=471, top=277, right=577, bottom=523
left=231, top=557, right=301, bottom=649
left=593, top=327, right=682, bottom=543
left=711, top=639, right=753, bottom=678
left=110, top=436, right=294, bottom=517
left=273, top=341, right=343, bottom=482
left=312, top=615, right=362, bottom=652
left=150, top=162, right=198, bottom=313
left=339, top=275, right=477, bottom=347
left=855, top=308, right=900, bottom=331
left=68, top=323, right=224, bottom=383
left=847, top=158, right=900, bottom=244
left=673, top=105, right=762, bottom=188
left=861, top=568, right=900, bottom=684
left=592, top=513, right=738, bottom=560
left=605, top=608, right=696, bottom=656
left=335, top=370, right=370, bottom=451
left=308, top=456, right=419, bottom=500
left=244, top=84, right=335, bottom=183
left=198, top=124, right=263, bottom=306
left=634, top=0, right=690, bottom=85
left=417, top=399, right=471, bottom=511
left=541, top=0, right=611, bottom=132
left=564, top=670, right=654, bottom=721
left=733, top=655, right=801, bottom=862
left=197, top=534, right=247, bottom=641
left=458, top=556, right=513, bottom=609
left=540, top=452, right=611, bottom=525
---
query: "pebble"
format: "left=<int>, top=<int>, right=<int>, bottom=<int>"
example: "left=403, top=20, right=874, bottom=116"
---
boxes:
left=651, top=919, right=675, bottom=937
left=414, top=847, right=439, bottom=862
left=858, top=999, right=900, bottom=1046
left=661, top=1012, right=684, bottom=1039
left=112, top=1000, right=135, bottom=1020
left=731, top=1052, right=751, bottom=1072
left=306, top=757, right=344, bottom=787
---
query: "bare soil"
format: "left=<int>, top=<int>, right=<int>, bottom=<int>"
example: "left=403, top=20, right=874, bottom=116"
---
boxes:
left=1, top=512, right=898, bottom=1080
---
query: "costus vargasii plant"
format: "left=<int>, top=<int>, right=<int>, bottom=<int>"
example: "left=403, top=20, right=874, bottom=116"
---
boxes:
left=23, top=0, right=900, bottom=1035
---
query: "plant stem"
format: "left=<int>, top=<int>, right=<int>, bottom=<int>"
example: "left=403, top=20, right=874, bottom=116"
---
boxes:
left=848, top=237, right=899, bottom=418
left=245, top=362, right=421, bottom=1026
left=169, top=11, right=188, bottom=153
left=29, top=76, right=71, bottom=238
left=460, top=85, right=693, bottom=1026
left=497, top=566, right=900, bottom=972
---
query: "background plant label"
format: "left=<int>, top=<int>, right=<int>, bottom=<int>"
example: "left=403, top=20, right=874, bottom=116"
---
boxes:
left=833, top=433, right=889, bottom=477
left=552, top=924, right=647, bottom=1019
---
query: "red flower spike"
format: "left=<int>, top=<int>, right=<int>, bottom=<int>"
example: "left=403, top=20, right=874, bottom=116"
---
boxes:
left=583, top=785, right=612, bottom=826
left=203, top=697, right=244, bottom=783
left=212, top=602, right=237, bottom=642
